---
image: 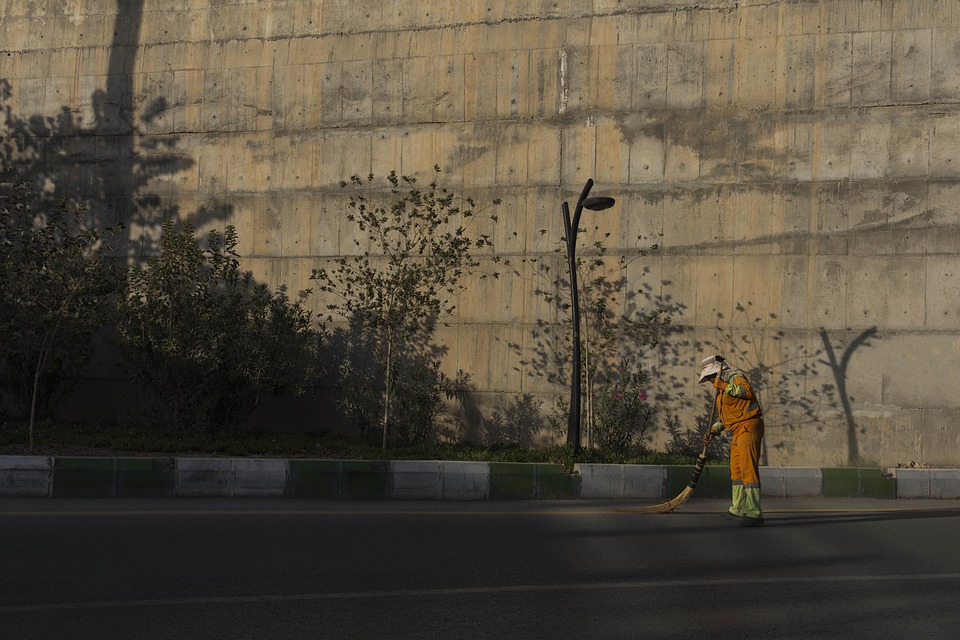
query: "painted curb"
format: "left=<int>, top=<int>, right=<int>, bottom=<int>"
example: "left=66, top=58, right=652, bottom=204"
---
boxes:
left=386, top=461, right=493, bottom=500
left=175, top=458, right=288, bottom=497
left=116, top=457, right=175, bottom=498
left=576, top=464, right=664, bottom=499
left=288, top=459, right=341, bottom=499
left=0, top=456, right=52, bottom=497
left=391, top=460, right=441, bottom=499
left=760, top=467, right=822, bottom=498
left=821, top=467, right=896, bottom=498
left=53, top=457, right=116, bottom=498
left=0, top=456, right=958, bottom=500
left=893, top=469, right=960, bottom=499
left=439, top=461, right=490, bottom=501
left=488, top=463, right=578, bottom=499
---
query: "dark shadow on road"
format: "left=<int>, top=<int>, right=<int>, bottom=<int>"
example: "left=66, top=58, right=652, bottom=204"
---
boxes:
left=765, top=507, right=960, bottom=526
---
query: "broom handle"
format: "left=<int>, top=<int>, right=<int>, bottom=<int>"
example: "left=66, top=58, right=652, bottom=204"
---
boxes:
left=688, top=386, right=721, bottom=489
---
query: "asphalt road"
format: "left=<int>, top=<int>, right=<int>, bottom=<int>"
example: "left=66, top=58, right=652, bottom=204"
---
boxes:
left=2, top=497, right=960, bottom=639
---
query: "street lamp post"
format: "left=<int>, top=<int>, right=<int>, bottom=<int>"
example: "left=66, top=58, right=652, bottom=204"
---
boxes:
left=562, top=178, right=616, bottom=452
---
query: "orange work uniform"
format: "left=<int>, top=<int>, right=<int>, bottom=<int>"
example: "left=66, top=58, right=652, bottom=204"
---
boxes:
left=714, top=369, right=764, bottom=520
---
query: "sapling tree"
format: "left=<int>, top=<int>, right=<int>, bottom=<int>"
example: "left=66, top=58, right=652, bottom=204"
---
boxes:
left=311, top=167, right=500, bottom=447
left=521, top=225, right=672, bottom=450
left=0, top=177, right=124, bottom=451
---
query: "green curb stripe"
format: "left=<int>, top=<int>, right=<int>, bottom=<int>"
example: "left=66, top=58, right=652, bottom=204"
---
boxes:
left=489, top=463, right=579, bottom=499
left=537, top=464, right=580, bottom=499
left=665, top=465, right=732, bottom=499
left=53, top=457, right=116, bottom=498
left=289, top=460, right=342, bottom=499
left=22, top=457, right=933, bottom=500
left=821, top=468, right=859, bottom=497
left=822, top=467, right=896, bottom=498
left=692, top=465, right=732, bottom=498
left=52, top=457, right=176, bottom=498
left=341, top=460, right=392, bottom=500
left=116, top=458, right=175, bottom=498
left=287, top=460, right=393, bottom=500
left=488, top=462, right=534, bottom=499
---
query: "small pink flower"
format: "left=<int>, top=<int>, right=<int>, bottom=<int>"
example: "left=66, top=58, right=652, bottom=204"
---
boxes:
left=615, top=394, right=624, bottom=401
left=638, top=393, right=647, bottom=401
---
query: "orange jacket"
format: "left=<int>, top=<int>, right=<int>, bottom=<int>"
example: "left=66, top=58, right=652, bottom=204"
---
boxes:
left=714, top=369, right=763, bottom=430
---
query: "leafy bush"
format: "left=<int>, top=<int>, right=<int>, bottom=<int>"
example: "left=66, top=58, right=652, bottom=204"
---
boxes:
left=0, top=177, right=124, bottom=448
left=115, top=219, right=322, bottom=432
left=336, top=350, right=472, bottom=446
left=0, top=419, right=704, bottom=471
left=664, top=411, right=726, bottom=460
left=592, top=361, right=655, bottom=453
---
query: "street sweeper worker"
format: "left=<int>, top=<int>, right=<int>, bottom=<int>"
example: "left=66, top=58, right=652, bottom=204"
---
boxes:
left=699, top=354, right=765, bottom=527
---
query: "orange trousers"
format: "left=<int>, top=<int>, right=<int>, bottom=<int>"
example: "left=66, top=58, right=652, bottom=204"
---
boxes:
left=729, top=418, right=764, bottom=518
left=729, top=418, right=764, bottom=485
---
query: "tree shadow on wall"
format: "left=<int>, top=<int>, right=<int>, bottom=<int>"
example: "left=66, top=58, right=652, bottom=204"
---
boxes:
left=819, top=326, right=879, bottom=464
left=678, top=303, right=879, bottom=465
left=501, top=253, right=683, bottom=446
left=679, top=303, right=829, bottom=465
left=0, top=3, right=238, bottom=419
left=474, top=393, right=547, bottom=449
left=0, top=74, right=203, bottom=415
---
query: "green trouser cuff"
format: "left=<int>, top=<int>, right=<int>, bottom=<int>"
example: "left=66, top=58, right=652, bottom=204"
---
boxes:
left=744, top=486, right=762, bottom=519
left=730, top=482, right=745, bottom=516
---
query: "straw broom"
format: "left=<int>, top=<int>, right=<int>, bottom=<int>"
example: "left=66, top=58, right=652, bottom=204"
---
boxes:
left=616, top=386, right=720, bottom=514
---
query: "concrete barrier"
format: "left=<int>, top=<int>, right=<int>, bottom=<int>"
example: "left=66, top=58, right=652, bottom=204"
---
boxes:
left=233, top=459, right=288, bottom=497
left=175, top=458, right=235, bottom=497
left=175, top=458, right=288, bottom=497
left=0, top=456, right=51, bottom=497
left=0, top=456, right=956, bottom=500
left=378, top=460, right=492, bottom=500
left=439, top=461, right=489, bottom=500
left=391, top=460, right=441, bottom=499
left=894, top=469, right=960, bottom=499
left=577, top=464, right=664, bottom=499
left=761, top=467, right=823, bottom=498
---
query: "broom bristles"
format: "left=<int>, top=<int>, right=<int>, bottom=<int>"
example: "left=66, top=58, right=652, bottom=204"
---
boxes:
left=614, top=485, right=694, bottom=514
left=615, top=426, right=714, bottom=514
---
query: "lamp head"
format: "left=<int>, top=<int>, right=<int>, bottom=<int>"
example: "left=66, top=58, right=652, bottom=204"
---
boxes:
left=581, top=196, right=616, bottom=211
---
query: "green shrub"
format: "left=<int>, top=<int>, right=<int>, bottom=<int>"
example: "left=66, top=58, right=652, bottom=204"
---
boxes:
left=592, top=361, right=655, bottom=453
left=0, top=177, right=124, bottom=449
left=115, top=220, right=322, bottom=432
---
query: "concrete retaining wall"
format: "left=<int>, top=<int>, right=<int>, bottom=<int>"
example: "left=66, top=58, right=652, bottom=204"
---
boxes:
left=4, top=1, right=960, bottom=468
left=1, top=456, right=956, bottom=500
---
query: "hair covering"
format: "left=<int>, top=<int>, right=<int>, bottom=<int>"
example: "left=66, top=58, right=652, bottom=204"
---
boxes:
left=698, top=354, right=725, bottom=383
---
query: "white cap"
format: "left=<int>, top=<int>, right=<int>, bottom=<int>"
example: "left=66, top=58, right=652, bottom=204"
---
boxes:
left=698, top=354, right=725, bottom=383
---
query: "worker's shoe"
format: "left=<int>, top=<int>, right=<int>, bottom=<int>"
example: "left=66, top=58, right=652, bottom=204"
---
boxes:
left=720, top=511, right=743, bottom=522
left=739, top=515, right=764, bottom=527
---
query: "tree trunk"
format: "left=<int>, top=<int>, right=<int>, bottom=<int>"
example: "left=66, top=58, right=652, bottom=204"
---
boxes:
left=382, top=327, right=393, bottom=449
left=29, top=349, right=44, bottom=454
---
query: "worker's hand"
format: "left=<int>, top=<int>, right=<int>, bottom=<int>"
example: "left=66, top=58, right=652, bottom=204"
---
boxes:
left=709, top=422, right=725, bottom=437
left=712, top=376, right=727, bottom=391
